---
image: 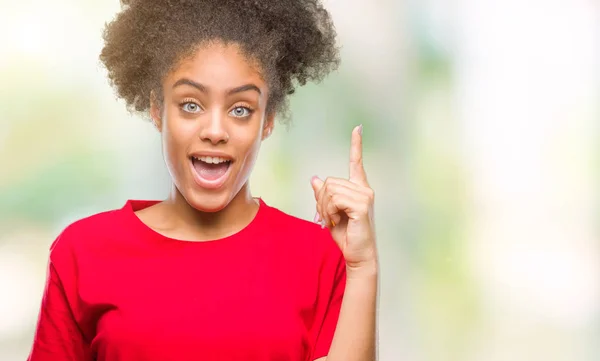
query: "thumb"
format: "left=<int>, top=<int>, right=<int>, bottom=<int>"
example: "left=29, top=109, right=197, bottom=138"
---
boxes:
left=311, top=176, right=324, bottom=200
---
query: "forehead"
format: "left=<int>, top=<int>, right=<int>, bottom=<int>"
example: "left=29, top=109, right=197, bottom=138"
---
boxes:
left=166, top=42, right=266, bottom=89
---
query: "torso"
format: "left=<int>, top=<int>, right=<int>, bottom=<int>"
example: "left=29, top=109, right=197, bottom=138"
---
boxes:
left=48, top=199, right=345, bottom=361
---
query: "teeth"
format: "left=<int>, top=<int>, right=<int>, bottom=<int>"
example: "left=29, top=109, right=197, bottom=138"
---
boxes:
left=194, top=156, right=230, bottom=164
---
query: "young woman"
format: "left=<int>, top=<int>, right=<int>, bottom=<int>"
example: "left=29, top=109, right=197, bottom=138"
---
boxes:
left=28, top=0, right=378, bottom=360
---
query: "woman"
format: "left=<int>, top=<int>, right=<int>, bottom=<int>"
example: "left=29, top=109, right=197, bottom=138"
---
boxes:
left=28, top=0, right=378, bottom=360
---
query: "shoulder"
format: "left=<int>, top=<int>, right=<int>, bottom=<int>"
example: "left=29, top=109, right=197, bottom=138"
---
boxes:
left=48, top=204, right=128, bottom=263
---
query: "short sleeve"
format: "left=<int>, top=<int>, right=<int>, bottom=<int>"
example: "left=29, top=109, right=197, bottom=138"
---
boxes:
left=28, top=234, right=92, bottom=361
left=309, top=235, right=347, bottom=360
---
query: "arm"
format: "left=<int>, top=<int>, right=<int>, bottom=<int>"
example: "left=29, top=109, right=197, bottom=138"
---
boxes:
left=28, top=260, right=92, bottom=360
left=311, top=125, right=379, bottom=361
left=321, top=265, right=378, bottom=361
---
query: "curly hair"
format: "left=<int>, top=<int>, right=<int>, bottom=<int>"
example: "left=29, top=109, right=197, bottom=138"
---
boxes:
left=99, top=0, right=340, bottom=123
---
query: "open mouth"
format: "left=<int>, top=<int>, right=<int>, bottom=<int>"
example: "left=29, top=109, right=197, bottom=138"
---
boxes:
left=191, top=156, right=232, bottom=182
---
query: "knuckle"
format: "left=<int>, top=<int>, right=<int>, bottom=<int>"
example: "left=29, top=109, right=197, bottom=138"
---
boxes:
left=330, top=193, right=340, bottom=204
left=365, top=187, right=375, bottom=201
left=326, top=177, right=343, bottom=187
left=323, top=178, right=332, bottom=192
left=325, top=182, right=338, bottom=195
left=357, top=197, right=370, bottom=213
left=361, top=204, right=370, bottom=215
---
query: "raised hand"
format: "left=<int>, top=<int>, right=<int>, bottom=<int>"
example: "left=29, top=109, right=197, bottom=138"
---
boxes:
left=311, top=125, right=377, bottom=273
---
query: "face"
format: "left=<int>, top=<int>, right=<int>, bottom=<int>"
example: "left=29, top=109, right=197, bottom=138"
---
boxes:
left=151, top=41, right=274, bottom=212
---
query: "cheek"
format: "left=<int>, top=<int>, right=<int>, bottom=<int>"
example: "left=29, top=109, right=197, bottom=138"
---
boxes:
left=234, top=126, right=261, bottom=157
left=235, top=132, right=263, bottom=176
left=161, top=116, right=196, bottom=164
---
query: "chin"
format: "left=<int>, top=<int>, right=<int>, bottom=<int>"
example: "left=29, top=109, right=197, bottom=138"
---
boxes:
left=182, top=187, right=233, bottom=213
left=184, top=189, right=232, bottom=213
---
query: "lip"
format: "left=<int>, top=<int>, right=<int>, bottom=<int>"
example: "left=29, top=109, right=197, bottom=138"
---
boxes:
left=188, top=151, right=234, bottom=161
left=189, top=152, right=234, bottom=190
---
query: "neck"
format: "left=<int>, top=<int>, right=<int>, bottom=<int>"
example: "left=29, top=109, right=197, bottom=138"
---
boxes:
left=163, top=182, right=259, bottom=241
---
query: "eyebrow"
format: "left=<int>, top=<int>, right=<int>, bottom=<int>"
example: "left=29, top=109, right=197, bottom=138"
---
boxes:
left=172, top=78, right=262, bottom=96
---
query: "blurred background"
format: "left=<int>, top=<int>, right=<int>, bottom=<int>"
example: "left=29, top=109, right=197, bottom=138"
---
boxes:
left=0, top=0, right=598, bottom=360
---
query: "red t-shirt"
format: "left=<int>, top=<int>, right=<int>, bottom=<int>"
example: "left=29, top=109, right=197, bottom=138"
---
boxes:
left=28, top=199, right=346, bottom=361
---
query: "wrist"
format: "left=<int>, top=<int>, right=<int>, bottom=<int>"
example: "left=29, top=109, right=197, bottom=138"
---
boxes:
left=346, top=259, right=379, bottom=280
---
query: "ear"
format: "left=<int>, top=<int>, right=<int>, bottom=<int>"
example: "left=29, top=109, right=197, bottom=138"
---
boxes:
left=261, top=112, right=275, bottom=140
left=150, top=91, right=163, bottom=132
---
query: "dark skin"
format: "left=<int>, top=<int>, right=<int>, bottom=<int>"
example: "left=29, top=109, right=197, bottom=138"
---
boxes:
left=132, top=40, right=377, bottom=361
left=135, top=41, right=274, bottom=241
left=65, top=0, right=376, bottom=357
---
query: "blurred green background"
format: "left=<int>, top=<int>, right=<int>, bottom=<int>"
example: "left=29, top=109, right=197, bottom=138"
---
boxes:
left=0, top=0, right=598, bottom=360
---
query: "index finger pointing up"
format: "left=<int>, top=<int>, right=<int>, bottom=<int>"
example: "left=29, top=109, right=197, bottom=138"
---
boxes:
left=349, top=124, right=368, bottom=185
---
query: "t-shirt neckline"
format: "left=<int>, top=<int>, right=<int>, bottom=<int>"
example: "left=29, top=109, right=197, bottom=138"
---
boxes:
left=121, top=198, right=268, bottom=246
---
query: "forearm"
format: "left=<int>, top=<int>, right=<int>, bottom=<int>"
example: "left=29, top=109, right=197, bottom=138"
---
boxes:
left=327, top=263, right=379, bottom=361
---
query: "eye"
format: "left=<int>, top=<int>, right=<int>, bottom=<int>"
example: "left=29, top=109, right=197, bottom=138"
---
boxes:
left=229, top=106, right=253, bottom=118
left=182, top=102, right=201, bottom=113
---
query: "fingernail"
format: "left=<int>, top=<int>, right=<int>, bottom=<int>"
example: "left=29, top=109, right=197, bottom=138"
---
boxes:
left=313, top=212, right=319, bottom=223
left=358, top=124, right=363, bottom=136
left=321, top=219, right=326, bottom=229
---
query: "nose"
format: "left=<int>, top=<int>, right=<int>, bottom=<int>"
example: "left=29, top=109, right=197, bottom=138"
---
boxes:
left=199, top=109, right=229, bottom=145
